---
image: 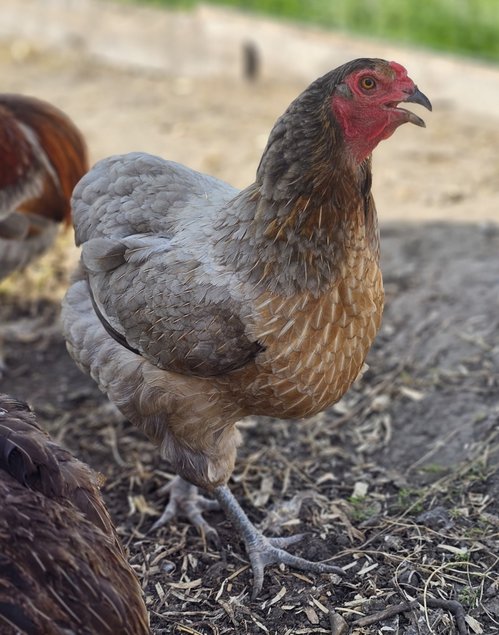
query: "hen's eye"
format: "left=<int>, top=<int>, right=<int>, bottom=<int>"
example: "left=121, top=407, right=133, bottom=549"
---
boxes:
left=360, top=77, right=376, bottom=90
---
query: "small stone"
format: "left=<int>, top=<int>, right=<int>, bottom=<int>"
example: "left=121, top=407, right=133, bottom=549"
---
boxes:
left=416, top=506, right=453, bottom=530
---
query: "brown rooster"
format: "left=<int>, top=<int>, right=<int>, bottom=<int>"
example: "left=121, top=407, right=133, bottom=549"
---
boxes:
left=0, top=94, right=88, bottom=373
left=62, top=58, right=431, bottom=597
left=0, top=394, right=150, bottom=635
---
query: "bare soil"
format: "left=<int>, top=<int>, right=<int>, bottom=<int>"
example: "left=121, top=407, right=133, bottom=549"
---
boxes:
left=0, top=36, right=498, bottom=635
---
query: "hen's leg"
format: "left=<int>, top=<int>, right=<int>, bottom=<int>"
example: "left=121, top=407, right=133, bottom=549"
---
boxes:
left=152, top=475, right=220, bottom=541
left=214, top=484, right=345, bottom=599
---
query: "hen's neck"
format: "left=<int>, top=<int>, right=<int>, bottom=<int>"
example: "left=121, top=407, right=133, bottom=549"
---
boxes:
left=217, top=134, right=379, bottom=296
left=255, top=154, right=367, bottom=244
left=217, top=164, right=378, bottom=295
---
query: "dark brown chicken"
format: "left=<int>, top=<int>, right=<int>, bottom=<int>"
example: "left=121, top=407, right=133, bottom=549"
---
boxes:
left=62, top=58, right=431, bottom=597
left=0, top=394, right=150, bottom=635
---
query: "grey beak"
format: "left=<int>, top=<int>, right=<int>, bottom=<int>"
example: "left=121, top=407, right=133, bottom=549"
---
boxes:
left=404, top=86, right=432, bottom=112
left=401, top=86, right=432, bottom=127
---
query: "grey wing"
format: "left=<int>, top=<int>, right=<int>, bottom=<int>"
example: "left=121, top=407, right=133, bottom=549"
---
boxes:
left=76, top=153, right=263, bottom=377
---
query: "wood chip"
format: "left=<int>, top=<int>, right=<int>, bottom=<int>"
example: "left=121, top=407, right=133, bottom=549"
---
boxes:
left=266, top=586, right=287, bottom=608
left=226, top=564, right=249, bottom=581
left=253, top=475, right=274, bottom=507
left=290, top=572, right=314, bottom=584
left=332, top=400, right=350, bottom=415
left=128, top=494, right=157, bottom=516
left=329, top=611, right=349, bottom=635
left=438, top=544, right=468, bottom=556
left=371, top=394, right=390, bottom=411
left=155, top=581, right=166, bottom=602
left=315, top=472, right=336, bottom=485
left=310, top=596, right=329, bottom=614
left=217, top=598, right=236, bottom=624
left=214, top=579, right=226, bottom=602
left=352, top=481, right=369, bottom=498
left=465, top=615, right=484, bottom=634
left=357, top=562, right=378, bottom=576
left=303, top=605, right=320, bottom=625
left=168, top=578, right=202, bottom=590
left=399, top=386, right=425, bottom=401
left=250, top=615, right=270, bottom=633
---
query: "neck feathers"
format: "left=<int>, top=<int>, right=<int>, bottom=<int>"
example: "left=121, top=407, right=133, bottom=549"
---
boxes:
left=215, top=75, right=380, bottom=295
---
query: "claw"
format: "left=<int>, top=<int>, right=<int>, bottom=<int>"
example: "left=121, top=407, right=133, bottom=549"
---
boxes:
left=247, top=532, right=345, bottom=599
left=213, top=485, right=345, bottom=599
left=151, top=475, right=220, bottom=543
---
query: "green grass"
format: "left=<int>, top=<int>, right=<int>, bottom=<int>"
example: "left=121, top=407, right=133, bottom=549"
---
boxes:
left=127, top=0, right=499, bottom=63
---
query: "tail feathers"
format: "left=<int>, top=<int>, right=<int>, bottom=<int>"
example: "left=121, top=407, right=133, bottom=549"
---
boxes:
left=0, top=94, right=89, bottom=225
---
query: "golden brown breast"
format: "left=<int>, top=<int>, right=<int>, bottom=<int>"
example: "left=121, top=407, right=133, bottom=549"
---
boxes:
left=235, top=243, right=383, bottom=419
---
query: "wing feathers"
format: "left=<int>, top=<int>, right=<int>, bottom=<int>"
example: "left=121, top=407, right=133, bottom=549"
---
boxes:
left=81, top=238, right=126, bottom=272
left=72, top=152, right=262, bottom=377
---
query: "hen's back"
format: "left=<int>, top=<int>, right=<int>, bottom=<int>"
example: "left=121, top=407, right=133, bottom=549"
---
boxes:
left=72, top=152, right=238, bottom=245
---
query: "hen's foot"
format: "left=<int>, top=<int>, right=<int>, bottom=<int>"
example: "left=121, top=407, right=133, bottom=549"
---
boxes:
left=151, top=475, right=220, bottom=542
left=214, top=484, right=345, bottom=599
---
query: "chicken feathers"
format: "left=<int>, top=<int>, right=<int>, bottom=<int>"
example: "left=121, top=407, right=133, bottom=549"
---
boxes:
left=0, top=94, right=88, bottom=280
left=0, top=394, right=150, bottom=635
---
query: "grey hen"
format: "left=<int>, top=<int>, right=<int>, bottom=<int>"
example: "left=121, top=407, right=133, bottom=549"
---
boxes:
left=62, top=58, right=431, bottom=597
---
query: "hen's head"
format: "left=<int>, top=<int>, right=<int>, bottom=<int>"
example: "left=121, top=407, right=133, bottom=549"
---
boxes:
left=256, top=59, right=431, bottom=204
left=329, top=58, right=431, bottom=164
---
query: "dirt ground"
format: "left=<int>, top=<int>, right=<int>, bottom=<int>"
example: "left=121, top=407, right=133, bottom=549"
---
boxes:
left=0, top=27, right=498, bottom=635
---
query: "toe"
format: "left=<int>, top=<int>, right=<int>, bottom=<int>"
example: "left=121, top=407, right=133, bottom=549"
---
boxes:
left=249, top=553, right=265, bottom=600
left=150, top=499, right=177, bottom=531
left=151, top=477, right=219, bottom=540
left=267, top=533, right=307, bottom=549
left=195, top=497, right=220, bottom=512
left=246, top=535, right=345, bottom=599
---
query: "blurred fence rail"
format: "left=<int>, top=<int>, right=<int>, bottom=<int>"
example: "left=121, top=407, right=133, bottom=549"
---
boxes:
left=1, top=0, right=499, bottom=119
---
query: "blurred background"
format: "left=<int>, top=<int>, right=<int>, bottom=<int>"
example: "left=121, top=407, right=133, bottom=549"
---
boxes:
left=144, top=0, right=499, bottom=62
left=1, top=0, right=497, bottom=298
left=2, top=0, right=498, bottom=222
